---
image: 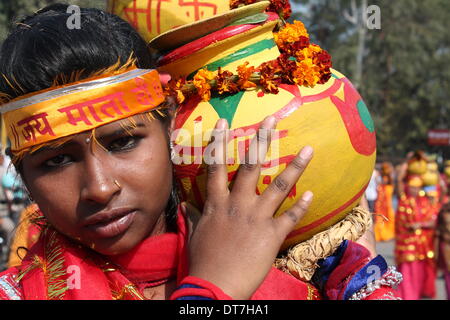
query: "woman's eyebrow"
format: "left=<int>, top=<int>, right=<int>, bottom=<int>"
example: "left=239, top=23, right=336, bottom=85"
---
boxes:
left=30, top=141, right=77, bottom=155
left=30, top=123, right=147, bottom=156
left=96, top=122, right=146, bottom=141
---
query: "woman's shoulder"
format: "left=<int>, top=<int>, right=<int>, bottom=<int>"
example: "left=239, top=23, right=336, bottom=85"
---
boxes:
left=0, top=267, right=23, bottom=300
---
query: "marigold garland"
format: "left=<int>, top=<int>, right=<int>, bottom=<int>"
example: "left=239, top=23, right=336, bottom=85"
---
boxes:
left=165, top=1, right=332, bottom=104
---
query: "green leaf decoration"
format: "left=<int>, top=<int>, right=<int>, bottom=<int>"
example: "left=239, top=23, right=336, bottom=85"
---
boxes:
left=227, top=13, right=269, bottom=27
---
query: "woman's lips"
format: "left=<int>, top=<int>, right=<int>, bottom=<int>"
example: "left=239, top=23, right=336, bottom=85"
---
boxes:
left=85, top=210, right=136, bottom=238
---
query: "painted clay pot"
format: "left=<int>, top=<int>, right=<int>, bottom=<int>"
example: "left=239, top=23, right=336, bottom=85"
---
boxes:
left=153, top=4, right=376, bottom=250
left=422, top=172, right=439, bottom=187
left=407, top=160, right=428, bottom=175
left=108, top=0, right=230, bottom=42
left=422, top=162, right=439, bottom=186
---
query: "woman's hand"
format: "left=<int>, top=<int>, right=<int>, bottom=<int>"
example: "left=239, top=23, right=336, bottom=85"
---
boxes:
left=188, top=116, right=314, bottom=299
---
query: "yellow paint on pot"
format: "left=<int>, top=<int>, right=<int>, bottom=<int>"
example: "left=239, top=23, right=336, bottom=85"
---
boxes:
left=109, top=0, right=230, bottom=42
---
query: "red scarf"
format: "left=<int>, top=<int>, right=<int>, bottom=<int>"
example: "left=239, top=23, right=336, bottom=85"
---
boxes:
left=18, top=208, right=189, bottom=300
left=15, top=206, right=322, bottom=300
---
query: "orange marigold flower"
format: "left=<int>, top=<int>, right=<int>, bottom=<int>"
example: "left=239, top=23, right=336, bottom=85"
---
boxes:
left=165, top=78, right=189, bottom=104
left=277, top=54, right=298, bottom=84
left=193, top=68, right=216, bottom=101
left=268, top=0, right=292, bottom=20
left=217, top=67, right=239, bottom=94
left=274, top=20, right=309, bottom=48
left=236, top=62, right=257, bottom=90
left=259, top=61, right=281, bottom=94
left=281, top=36, right=310, bottom=56
left=293, top=59, right=321, bottom=88
left=314, top=49, right=333, bottom=69
left=319, top=70, right=332, bottom=84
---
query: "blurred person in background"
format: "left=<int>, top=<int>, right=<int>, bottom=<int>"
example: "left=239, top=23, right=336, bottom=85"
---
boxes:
left=365, top=168, right=380, bottom=214
left=1, top=162, right=30, bottom=226
left=374, top=162, right=396, bottom=242
left=0, top=152, right=14, bottom=269
left=395, top=173, right=438, bottom=300
left=395, top=151, right=425, bottom=198
left=422, top=157, right=447, bottom=210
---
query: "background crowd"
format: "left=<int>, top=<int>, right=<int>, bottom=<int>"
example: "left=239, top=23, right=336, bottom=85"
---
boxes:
left=0, top=150, right=30, bottom=271
left=367, top=151, right=450, bottom=300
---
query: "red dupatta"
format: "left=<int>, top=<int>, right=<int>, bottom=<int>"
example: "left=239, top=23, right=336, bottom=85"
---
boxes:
left=8, top=204, right=322, bottom=300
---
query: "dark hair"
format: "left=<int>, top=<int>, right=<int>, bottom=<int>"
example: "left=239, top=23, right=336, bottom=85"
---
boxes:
left=0, top=4, right=178, bottom=231
left=0, top=4, right=154, bottom=98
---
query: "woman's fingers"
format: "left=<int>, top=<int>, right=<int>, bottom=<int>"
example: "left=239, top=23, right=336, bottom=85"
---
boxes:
left=275, top=191, right=314, bottom=235
left=181, top=201, right=202, bottom=233
left=275, top=191, right=313, bottom=235
left=260, top=145, right=314, bottom=213
left=204, top=119, right=230, bottom=201
left=232, top=116, right=277, bottom=195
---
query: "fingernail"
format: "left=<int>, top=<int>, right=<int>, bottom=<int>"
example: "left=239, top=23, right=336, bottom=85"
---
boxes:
left=299, top=146, right=313, bottom=160
left=302, top=191, right=314, bottom=202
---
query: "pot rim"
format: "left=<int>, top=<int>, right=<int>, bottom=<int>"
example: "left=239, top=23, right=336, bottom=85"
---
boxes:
left=149, top=1, right=271, bottom=53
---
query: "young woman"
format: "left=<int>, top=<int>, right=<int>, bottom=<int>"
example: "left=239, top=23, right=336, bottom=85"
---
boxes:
left=0, top=4, right=399, bottom=300
left=395, top=175, right=437, bottom=300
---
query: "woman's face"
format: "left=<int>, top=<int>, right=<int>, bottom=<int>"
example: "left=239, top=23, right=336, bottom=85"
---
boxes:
left=20, top=114, right=173, bottom=255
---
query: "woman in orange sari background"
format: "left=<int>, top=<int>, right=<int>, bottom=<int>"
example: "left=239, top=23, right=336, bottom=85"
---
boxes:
left=374, top=162, right=396, bottom=242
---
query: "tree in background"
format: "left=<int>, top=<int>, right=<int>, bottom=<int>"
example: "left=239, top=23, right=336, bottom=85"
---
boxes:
left=292, top=0, right=450, bottom=160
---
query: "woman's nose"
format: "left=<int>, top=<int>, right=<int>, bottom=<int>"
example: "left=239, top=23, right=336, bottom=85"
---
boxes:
left=80, top=154, right=120, bottom=205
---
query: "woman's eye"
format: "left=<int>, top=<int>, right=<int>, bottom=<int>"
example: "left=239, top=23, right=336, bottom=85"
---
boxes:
left=44, top=155, right=72, bottom=168
left=108, top=136, right=140, bottom=152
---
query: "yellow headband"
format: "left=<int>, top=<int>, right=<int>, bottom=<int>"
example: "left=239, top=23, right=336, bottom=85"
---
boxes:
left=1, top=68, right=165, bottom=153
